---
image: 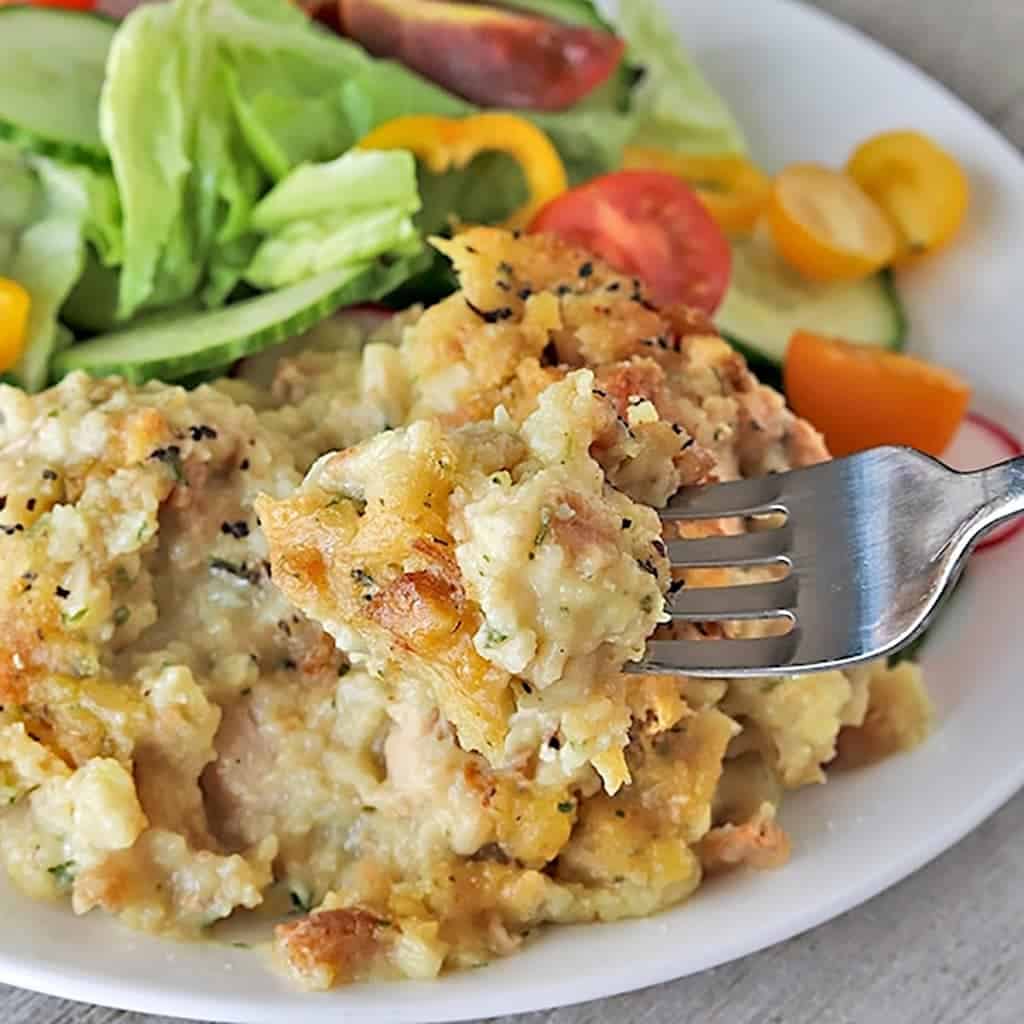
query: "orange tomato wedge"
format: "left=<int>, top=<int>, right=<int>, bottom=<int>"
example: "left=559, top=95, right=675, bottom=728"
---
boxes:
left=784, top=330, right=970, bottom=457
left=621, top=147, right=771, bottom=234
left=847, top=131, right=969, bottom=266
left=768, top=164, right=897, bottom=282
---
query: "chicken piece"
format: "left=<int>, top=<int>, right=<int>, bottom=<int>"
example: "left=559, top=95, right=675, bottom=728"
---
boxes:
left=698, top=802, right=792, bottom=874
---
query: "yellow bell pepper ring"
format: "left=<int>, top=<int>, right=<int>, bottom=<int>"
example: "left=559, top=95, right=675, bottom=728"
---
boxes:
left=0, top=278, right=31, bottom=374
left=356, top=113, right=568, bottom=230
left=847, top=130, right=969, bottom=266
left=621, top=146, right=771, bottom=234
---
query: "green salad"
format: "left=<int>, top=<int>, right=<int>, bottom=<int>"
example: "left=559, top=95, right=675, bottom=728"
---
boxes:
left=0, top=0, right=754, bottom=390
left=1, top=0, right=929, bottom=402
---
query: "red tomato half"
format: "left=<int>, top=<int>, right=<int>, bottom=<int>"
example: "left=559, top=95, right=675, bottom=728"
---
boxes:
left=528, top=170, right=732, bottom=314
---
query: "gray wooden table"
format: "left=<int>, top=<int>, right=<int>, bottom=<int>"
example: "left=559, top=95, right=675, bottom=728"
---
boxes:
left=4, top=2, right=1023, bottom=1022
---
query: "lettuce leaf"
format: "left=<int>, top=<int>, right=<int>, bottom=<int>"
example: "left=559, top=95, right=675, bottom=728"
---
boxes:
left=244, top=150, right=422, bottom=288
left=2, top=157, right=93, bottom=391
left=98, top=0, right=634, bottom=322
left=613, top=0, right=747, bottom=156
left=0, top=143, right=38, bottom=269
left=99, top=3, right=190, bottom=320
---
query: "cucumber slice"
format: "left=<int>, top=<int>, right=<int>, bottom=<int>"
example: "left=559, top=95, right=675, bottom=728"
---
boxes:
left=0, top=7, right=115, bottom=165
left=53, top=251, right=428, bottom=385
left=714, top=238, right=906, bottom=369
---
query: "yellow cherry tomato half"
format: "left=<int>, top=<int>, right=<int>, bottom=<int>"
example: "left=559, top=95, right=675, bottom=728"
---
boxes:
left=767, top=163, right=898, bottom=282
left=847, top=130, right=969, bottom=266
left=622, top=146, right=771, bottom=234
left=0, top=278, right=30, bottom=374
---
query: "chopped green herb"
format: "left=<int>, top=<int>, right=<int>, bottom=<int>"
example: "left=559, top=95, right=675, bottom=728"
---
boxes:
left=534, top=508, right=552, bottom=548
left=149, top=446, right=185, bottom=482
left=640, top=593, right=656, bottom=615
left=47, top=861, right=76, bottom=888
left=289, top=887, right=313, bottom=913
left=557, top=801, right=575, bottom=814
left=62, top=607, right=87, bottom=625
left=113, top=606, right=131, bottom=627
left=326, top=493, right=368, bottom=516
left=9, top=784, right=39, bottom=806
left=231, top=941, right=251, bottom=950
left=483, top=626, right=509, bottom=648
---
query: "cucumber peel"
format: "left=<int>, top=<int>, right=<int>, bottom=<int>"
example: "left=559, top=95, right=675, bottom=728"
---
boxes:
left=53, top=251, right=429, bottom=385
left=0, top=7, right=115, bottom=166
left=715, top=238, right=906, bottom=379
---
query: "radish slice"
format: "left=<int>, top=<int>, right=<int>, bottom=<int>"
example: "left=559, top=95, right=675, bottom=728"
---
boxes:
left=944, top=411, right=1024, bottom=552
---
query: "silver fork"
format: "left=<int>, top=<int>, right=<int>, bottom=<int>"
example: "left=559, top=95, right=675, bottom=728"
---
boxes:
left=634, top=447, right=1024, bottom=677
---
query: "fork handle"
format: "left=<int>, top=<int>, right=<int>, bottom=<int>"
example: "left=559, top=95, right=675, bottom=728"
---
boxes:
left=968, top=454, right=1024, bottom=540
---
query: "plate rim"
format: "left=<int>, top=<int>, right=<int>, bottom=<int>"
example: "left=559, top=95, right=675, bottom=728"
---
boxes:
left=4, top=1, right=1024, bottom=1020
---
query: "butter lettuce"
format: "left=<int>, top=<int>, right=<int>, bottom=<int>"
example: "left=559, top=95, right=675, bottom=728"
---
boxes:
left=244, top=150, right=422, bottom=288
left=1, top=153, right=94, bottom=390
left=614, top=0, right=747, bottom=156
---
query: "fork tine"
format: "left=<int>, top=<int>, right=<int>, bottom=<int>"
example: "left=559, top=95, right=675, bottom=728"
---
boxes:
left=668, top=578, right=798, bottom=621
left=660, top=475, right=785, bottom=521
left=632, top=633, right=800, bottom=677
left=666, top=525, right=792, bottom=568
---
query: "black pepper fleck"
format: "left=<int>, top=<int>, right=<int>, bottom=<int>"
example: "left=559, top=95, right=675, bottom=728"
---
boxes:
left=55, top=586, right=70, bottom=599
left=41, top=469, right=57, bottom=481
left=25, top=498, right=36, bottom=511
left=465, top=298, right=513, bottom=324
left=636, top=558, right=659, bottom=578
left=578, top=261, right=594, bottom=278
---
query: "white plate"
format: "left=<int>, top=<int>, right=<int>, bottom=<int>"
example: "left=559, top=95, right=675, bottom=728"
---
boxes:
left=5, top=2, right=1024, bottom=1020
